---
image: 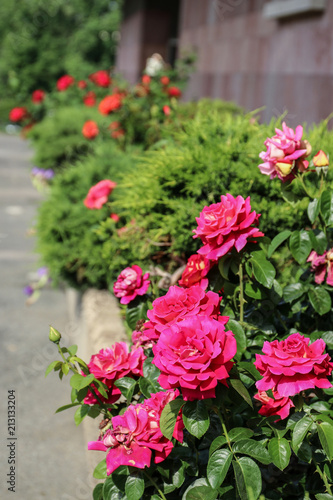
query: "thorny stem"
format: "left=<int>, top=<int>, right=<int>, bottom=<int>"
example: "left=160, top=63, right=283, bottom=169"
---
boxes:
left=238, top=261, right=244, bottom=324
left=143, top=469, right=167, bottom=500
left=313, top=458, right=333, bottom=495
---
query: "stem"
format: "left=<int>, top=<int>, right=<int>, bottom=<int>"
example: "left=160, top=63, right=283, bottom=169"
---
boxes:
left=238, top=261, right=244, bottom=323
left=313, top=458, right=333, bottom=495
left=217, top=409, right=233, bottom=454
left=298, top=175, right=314, bottom=200
left=143, top=469, right=167, bottom=500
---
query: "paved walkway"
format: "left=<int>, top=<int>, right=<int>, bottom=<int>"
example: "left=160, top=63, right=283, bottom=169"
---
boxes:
left=0, top=134, right=92, bottom=499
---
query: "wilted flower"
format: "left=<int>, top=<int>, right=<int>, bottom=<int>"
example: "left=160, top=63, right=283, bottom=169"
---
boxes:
left=307, top=249, right=333, bottom=286
left=113, top=265, right=150, bottom=305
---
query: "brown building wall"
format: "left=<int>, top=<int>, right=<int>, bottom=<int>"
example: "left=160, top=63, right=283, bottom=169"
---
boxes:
left=178, top=0, right=333, bottom=126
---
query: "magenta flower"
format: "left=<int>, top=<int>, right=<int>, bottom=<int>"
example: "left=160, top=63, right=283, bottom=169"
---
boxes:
left=84, top=180, right=117, bottom=209
left=88, top=390, right=183, bottom=474
left=178, top=254, right=212, bottom=289
left=193, top=193, right=264, bottom=261
left=254, top=333, right=333, bottom=397
left=152, top=316, right=236, bottom=401
left=254, top=391, right=294, bottom=421
left=259, top=122, right=311, bottom=182
left=307, top=249, right=333, bottom=286
left=113, top=265, right=150, bottom=305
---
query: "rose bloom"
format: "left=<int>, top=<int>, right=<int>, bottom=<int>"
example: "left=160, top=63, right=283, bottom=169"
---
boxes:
left=160, top=76, right=170, bottom=86
left=82, top=120, right=99, bottom=140
left=83, top=91, right=96, bottom=107
left=142, top=74, right=151, bottom=85
left=111, top=129, right=125, bottom=139
left=77, top=80, right=87, bottom=89
left=255, top=333, right=333, bottom=397
left=89, top=70, right=111, bottom=87
left=153, top=316, right=236, bottom=400
left=178, top=254, right=212, bottom=289
left=163, top=105, right=171, bottom=116
left=113, top=265, right=150, bottom=305
left=84, top=342, right=145, bottom=405
left=167, top=86, right=182, bottom=98
left=84, top=179, right=117, bottom=209
left=56, top=74, right=75, bottom=91
left=193, top=193, right=264, bottom=261
left=144, top=284, right=226, bottom=343
left=254, top=391, right=294, bottom=421
left=88, top=389, right=183, bottom=474
left=31, top=89, right=45, bottom=103
left=110, top=213, right=120, bottom=222
left=9, top=107, right=28, bottom=122
left=259, top=122, right=311, bottom=182
left=307, top=249, right=333, bottom=286
left=99, top=94, right=123, bottom=114
left=132, top=329, right=155, bottom=350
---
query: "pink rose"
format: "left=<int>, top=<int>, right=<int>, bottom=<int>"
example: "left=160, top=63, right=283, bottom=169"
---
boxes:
left=254, top=391, right=294, bottom=421
left=9, top=107, right=28, bottom=122
left=56, top=74, right=75, bottom=91
left=143, top=285, right=227, bottom=342
left=193, top=193, right=264, bottom=261
left=113, top=265, right=150, bottom=305
left=254, top=333, right=333, bottom=397
left=307, top=249, right=333, bottom=286
left=152, top=316, right=237, bottom=400
left=84, top=342, right=145, bottom=405
left=32, top=89, right=45, bottom=103
left=84, top=179, right=117, bottom=209
left=89, top=70, right=111, bottom=87
left=259, top=122, right=311, bottom=182
left=178, top=254, right=212, bottom=289
left=88, top=389, right=183, bottom=474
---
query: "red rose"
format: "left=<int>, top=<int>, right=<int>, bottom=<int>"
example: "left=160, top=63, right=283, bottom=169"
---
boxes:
left=31, top=90, right=45, bottom=103
left=254, top=391, right=294, bottom=421
left=178, top=254, right=212, bottom=289
left=142, top=74, right=151, bottom=85
left=77, top=80, right=87, bottom=89
left=84, top=179, right=117, bottom=209
left=160, top=76, right=170, bottom=86
left=9, top=107, right=28, bottom=122
left=56, top=74, right=75, bottom=91
left=152, top=316, right=236, bottom=400
left=110, top=213, right=120, bottom=222
left=113, top=265, right=150, bottom=305
left=167, top=86, right=182, bottom=98
left=193, top=193, right=264, bottom=261
left=99, top=94, right=123, bottom=114
left=83, top=91, right=96, bottom=106
left=82, top=120, right=99, bottom=140
left=163, top=105, right=171, bottom=116
left=89, top=70, right=111, bottom=87
left=255, top=333, right=333, bottom=397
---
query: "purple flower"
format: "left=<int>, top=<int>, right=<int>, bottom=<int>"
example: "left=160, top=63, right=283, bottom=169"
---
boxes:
left=23, top=285, right=34, bottom=297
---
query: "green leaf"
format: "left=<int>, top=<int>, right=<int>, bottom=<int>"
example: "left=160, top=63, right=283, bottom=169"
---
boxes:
left=114, top=377, right=137, bottom=401
left=229, top=379, right=253, bottom=408
left=160, top=397, right=184, bottom=440
left=139, top=377, right=158, bottom=398
left=283, top=283, right=306, bottom=303
left=183, top=400, right=210, bottom=438
left=315, top=494, right=333, bottom=500
left=308, top=199, right=320, bottom=224
left=232, top=457, right=262, bottom=500
left=207, top=449, right=233, bottom=489
left=289, top=230, right=312, bottom=264
left=55, top=402, right=80, bottom=413
left=244, top=282, right=264, bottom=300
left=126, top=299, right=148, bottom=331
left=317, top=421, right=333, bottom=460
left=268, top=437, right=291, bottom=470
left=92, top=483, right=103, bottom=500
left=226, top=319, right=246, bottom=361
left=237, top=362, right=261, bottom=381
left=67, top=344, right=78, bottom=356
left=209, top=436, right=227, bottom=457
left=232, top=439, right=271, bottom=465
left=218, top=254, right=233, bottom=280
left=228, top=428, right=254, bottom=443
left=183, top=478, right=218, bottom=500
left=292, top=415, right=313, bottom=454
left=62, top=363, right=70, bottom=375
left=320, top=190, right=333, bottom=226
left=70, top=373, right=94, bottom=390
left=125, top=474, right=144, bottom=500
left=309, top=287, right=331, bottom=315
left=103, top=476, right=124, bottom=500
left=322, top=331, right=333, bottom=349
left=267, top=230, right=292, bottom=258
left=94, top=379, right=109, bottom=399
left=250, top=250, right=276, bottom=289
left=74, top=404, right=90, bottom=426
left=93, top=458, right=107, bottom=479
left=309, top=230, right=328, bottom=255
left=143, top=357, right=161, bottom=384
left=45, top=360, right=62, bottom=376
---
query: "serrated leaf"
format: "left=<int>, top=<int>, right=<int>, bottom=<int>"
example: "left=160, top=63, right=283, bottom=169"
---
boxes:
left=183, top=478, right=218, bottom=500
left=207, top=449, right=232, bottom=489
left=114, top=377, right=137, bottom=401
left=308, top=199, right=320, bottom=224
left=308, top=287, right=331, bottom=315
left=320, top=190, right=333, bottom=226
left=289, top=230, right=312, bottom=264
left=45, top=360, right=62, bottom=376
left=226, top=319, right=246, bottom=361
left=183, top=400, right=210, bottom=438
left=160, top=397, right=184, bottom=440
left=125, top=474, right=144, bottom=500
left=74, top=404, right=90, bottom=426
left=267, top=230, right=292, bottom=258
left=292, top=415, right=313, bottom=453
left=229, top=379, right=253, bottom=408
left=232, top=439, right=271, bottom=465
left=250, top=250, right=276, bottom=289
left=70, top=373, right=95, bottom=390
left=317, top=421, right=333, bottom=460
left=93, top=458, right=107, bottom=479
left=232, top=457, right=262, bottom=500
left=283, top=283, right=306, bottom=303
left=268, top=437, right=291, bottom=470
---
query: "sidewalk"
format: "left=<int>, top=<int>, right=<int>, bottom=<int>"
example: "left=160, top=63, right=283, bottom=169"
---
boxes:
left=0, top=134, right=92, bottom=500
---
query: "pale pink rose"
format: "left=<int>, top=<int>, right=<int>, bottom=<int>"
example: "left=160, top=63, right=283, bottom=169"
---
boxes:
left=84, top=180, right=117, bottom=209
left=113, top=265, right=150, bottom=305
left=254, top=333, right=333, bottom=397
left=178, top=254, right=212, bottom=289
left=152, top=316, right=237, bottom=400
left=88, top=389, right=183, bottom=474
left=307, top=249, right=333, bottom=286
left=259, top=122, right=311, bottom=182
left=193, top=193, right=264, bottom=261
left=254, top=391, right=294, bottom=421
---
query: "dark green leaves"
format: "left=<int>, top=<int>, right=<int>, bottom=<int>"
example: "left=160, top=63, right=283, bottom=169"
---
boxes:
left=182, top=400, right=210, bottom=438
left=232, top=439, right=271, bottom=465
left=268, top=437, right=291, bottom=470
left=317, top=422, right=333, bottom=461
left=160, top=397, right=184, bottom=440
left=291, top=415, right=313, bottom=454
left=249, top=250, right=276, bottom=288
left=232, top=457, right=262, bottom=500
left=289, top=230, right=312, bottom=264
left=308, top=287, right=331, bottom=315
left=183, top=478, right=218, bottom=500
left=227, top=319, right=246, bottom=361
left=320, top=190, right=333, bottom=227
left=125, top=474, right=145, bottom=500
left=267, top=230, right=292, bottom=258
left=114, top=377, right=137, bottom=401
left=308, top=199, right=320, bottom=224
left=207, top=449, right=232, bottom=489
